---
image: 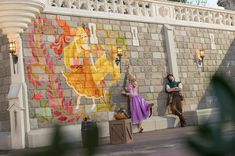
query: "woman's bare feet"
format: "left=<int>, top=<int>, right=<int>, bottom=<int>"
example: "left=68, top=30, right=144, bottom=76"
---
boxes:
left=139, top=127, right=144, bottom=133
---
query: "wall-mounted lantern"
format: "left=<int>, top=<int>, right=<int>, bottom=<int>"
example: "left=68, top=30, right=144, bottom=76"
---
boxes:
left=8, top=41, right=18, bottom=73
left=195, top=49, right=205, bottom=72
left=115, top=47, right=123, bottom=72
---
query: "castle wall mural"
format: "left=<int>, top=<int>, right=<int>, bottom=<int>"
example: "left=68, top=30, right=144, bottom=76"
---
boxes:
left=26, top=17, right=128, bottom=126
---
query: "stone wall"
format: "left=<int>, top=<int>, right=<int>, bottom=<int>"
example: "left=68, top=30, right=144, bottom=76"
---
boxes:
left=21, top=13, right=235, bottom=129
left=174, top=26, right=235, bottom=111
left=22, top=14, right=166, bottom=128
left=0, top=34, right=11, bottom=131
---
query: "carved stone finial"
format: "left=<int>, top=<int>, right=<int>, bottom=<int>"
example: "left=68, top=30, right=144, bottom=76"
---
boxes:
left=0, top=0, right=46, bottom=36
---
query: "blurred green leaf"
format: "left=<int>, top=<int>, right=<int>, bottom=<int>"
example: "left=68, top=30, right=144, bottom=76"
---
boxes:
left=211, top=75, right=235, bottom=121
left=187, top=74, right=235, bottom=156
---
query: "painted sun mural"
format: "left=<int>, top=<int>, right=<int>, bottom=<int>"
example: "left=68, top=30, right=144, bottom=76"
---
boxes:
left=27, top=17, right=128, bottom=123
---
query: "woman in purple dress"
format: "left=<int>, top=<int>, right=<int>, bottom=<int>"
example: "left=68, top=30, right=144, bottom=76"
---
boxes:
left=122, top=73, right=154, bottom=133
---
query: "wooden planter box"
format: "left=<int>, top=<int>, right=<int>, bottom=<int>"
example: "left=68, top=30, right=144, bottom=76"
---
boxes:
left=109, top=119, right=133, bottom=144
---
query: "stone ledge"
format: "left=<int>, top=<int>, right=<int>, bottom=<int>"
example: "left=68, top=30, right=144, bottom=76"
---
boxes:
left=27, top=122, right=110, bottom=148
left=133, top=115, right=180, bottom=133
left=0, top=108, right=219, bottom=149
left=26, top=115, right=180, bottom=148
left=183, top=107, right=220, bottom=126
left=183, top=111, right=198, bottom=126
left=196, top=108, right=220, bottom=124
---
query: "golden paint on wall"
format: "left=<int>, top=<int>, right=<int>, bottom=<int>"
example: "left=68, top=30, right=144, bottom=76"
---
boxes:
left=27, top=17, right=129, bottom=123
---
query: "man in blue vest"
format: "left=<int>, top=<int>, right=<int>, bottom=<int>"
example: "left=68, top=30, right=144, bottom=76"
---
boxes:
left=166, top=74, right=186, bottom=127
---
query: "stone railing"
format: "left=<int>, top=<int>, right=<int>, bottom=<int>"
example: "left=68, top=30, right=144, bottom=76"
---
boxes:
left=47, top=0, right=235, bottom=27
left=49, top=0, right=155, bottom=16
left=174, top=4, right=235, bottom=26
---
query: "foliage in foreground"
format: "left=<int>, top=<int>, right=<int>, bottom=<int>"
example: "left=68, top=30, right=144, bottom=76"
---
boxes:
left=187, top=74, right=235, bottom=156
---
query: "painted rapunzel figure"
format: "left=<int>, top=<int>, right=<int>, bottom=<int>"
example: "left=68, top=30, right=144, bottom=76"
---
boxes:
left=63, top=25, right=120, bottom=110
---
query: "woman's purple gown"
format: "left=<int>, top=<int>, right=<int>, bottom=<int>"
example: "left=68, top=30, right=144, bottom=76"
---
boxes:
left=127, top=84, right=151, bottom=124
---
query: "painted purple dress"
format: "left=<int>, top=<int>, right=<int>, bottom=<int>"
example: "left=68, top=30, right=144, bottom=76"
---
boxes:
left=127, top=84, right=151, bottom=124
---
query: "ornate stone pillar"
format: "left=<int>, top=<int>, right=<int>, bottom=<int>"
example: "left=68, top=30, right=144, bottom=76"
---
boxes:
left=0, top=0, right=47, bottom=149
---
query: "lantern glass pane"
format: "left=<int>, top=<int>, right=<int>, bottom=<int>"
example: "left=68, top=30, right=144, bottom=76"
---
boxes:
left=9, top=41, right=16, bottom=54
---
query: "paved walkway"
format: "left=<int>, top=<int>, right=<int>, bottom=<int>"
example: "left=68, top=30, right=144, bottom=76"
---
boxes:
left=94, top=126, right=197, bottom=156
left=0, top=126, right=198, bottom=156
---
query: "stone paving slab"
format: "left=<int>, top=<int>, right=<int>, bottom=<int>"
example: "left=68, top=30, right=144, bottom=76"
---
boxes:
left=92, top=126, right=197, bottom=156
left=1, top=126, right=198, bottom=156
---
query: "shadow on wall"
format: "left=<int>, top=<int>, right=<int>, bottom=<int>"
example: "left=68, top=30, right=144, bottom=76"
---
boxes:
left=197, top=37, right=235, bottom=110
left=156, top=78, right=169, bottom=116
left=156, top=28, right=235, bottom=118
left=186, top=74, right=235, bottom=156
